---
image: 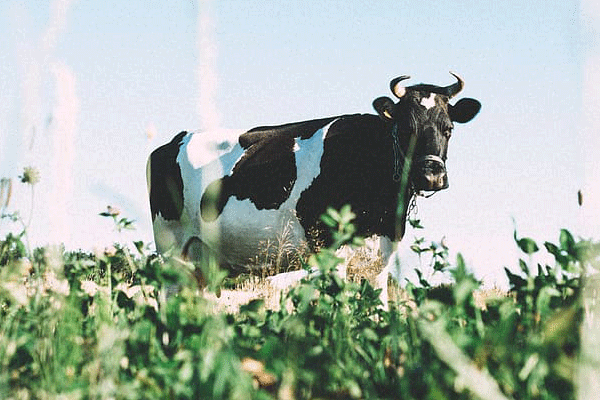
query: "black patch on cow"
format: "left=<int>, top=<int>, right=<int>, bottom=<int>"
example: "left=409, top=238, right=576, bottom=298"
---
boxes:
left=200, top=118, right=337, bottom=222
left=296, top=114, right=412, bottom=248
left=148, top=131, right=187, bottom=221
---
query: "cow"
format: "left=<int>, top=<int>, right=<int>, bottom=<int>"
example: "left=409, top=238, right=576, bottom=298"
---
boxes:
left=147, top=73, right=481, bottom=304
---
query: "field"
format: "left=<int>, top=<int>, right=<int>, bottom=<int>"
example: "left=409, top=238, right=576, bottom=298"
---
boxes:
left=1, top=173, right=600, bottom=400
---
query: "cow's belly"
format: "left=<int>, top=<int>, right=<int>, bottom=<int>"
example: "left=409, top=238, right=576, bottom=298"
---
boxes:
left=153, top=203, right=306, bottom=268
left=208, top=201, right=307, bottom=266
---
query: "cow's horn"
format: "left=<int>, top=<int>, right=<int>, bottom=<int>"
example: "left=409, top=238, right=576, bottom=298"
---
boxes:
left=390, top=75, right=411, bottom=98
left=445, top=71, right=464, bottom=98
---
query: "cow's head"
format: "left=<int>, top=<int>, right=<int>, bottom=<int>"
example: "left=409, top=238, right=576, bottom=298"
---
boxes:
left=373, top=73, right=480, bottom=192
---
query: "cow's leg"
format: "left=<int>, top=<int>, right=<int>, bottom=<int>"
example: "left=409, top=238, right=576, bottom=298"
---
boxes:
left=266, top=236, right=396, bottom=308
left=335, top=235, right=394, bottom=309
left=182, top=236, right=209, bottom=288
left=156, top=236, right=220, bottom=298
left=333, top=245, right=352, bottom=280
left=376, top=236, right=398, bottom=309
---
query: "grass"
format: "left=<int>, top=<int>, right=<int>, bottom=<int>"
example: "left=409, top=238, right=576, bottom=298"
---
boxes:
left=1, top=168, right=599, bottom=399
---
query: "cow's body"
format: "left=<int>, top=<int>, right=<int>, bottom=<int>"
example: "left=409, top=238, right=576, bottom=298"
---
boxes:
left=147, top=74, right=481, bottom=303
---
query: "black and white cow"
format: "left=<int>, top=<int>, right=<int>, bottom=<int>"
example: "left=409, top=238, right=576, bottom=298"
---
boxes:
left=147, top=73, right=480, bottom=301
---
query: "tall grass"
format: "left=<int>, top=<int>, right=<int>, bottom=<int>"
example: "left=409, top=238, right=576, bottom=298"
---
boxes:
left=1, top=168, right=599, bottom=399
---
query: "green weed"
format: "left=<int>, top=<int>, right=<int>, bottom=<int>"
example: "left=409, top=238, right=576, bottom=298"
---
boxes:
left=0, top=168, right=598, bottom=399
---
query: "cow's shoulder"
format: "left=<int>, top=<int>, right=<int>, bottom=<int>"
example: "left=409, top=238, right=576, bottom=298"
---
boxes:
left=324, top=113, right=388, bottom=141
left=296, top=114, right=399, bottom=245
left=148, top=131, right=188, bottom=221
left=320, top=114, right=392, bottom=169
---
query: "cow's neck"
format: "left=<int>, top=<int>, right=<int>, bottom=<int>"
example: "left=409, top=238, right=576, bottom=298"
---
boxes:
left=387, top=122, right=416, bottom=241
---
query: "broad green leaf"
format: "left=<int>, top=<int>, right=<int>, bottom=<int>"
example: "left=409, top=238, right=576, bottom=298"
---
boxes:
left=517, top=237, right=539, bottom=255
left=559, top=229, right=575, bottom=254
left=519, top=258, right=530, bottom=275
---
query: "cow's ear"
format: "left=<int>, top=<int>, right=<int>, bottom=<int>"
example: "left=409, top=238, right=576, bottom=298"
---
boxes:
left=449, top=98, right=481, bottom=123
left=373, top=97, right=396, bottom=120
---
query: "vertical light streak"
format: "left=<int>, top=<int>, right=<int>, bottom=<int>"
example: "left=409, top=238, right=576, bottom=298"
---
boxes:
left=43, top=0, right=77, bottom=54
left=197, top=0, right=221, bottom=131
left=48, top=62, right=79, bottom=241
left=43, top=0, right=79, bottom=243
left=580, top=0, right=600, bottom=236
left=196, top=0, right=222, bottom=257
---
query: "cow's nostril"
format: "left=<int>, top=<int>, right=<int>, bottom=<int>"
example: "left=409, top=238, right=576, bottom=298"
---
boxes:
left=419, top=158, right=445, bottom=175
left=429, top=162, right=445, bottom=175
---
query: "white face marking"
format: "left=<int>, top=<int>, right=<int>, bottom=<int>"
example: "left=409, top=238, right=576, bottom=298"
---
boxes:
left=420, top=93, right=437, bottom=110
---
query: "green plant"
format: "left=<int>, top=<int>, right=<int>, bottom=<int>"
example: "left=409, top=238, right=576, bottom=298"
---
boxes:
left=0, top=167, right=41, bottom=262
left=0, top=189, right=596, bottom=399
left=99, top=205, right=135, bottom=233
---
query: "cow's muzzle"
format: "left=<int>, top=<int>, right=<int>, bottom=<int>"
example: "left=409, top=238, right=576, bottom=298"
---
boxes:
left=413, top=155, right=449, bottom=191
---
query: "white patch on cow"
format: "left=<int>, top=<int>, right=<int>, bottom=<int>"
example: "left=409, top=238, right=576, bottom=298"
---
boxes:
left=420, top=93, right=436, bottom=110
left=184, top=129, right=245, bottom=169
left=151, top=213, right=183, bottom=254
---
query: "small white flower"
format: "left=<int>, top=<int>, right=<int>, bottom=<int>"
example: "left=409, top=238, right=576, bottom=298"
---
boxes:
left=44, top=271, right=70, bottom=295
left=81, top=280, right=99, bottom=296
left=2, top=282, right=29, bottom=305
left=20, top=166, right=40, bottom=185
left=104, top=245, right=117, bottom=257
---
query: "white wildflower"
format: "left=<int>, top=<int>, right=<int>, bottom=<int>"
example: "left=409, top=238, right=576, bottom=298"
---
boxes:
left=81, top=280, right=99, bottom=296
left=44, top=271, right=70, bottom=295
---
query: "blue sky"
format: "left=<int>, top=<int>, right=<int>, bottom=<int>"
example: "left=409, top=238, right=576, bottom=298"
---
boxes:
left=1, top=1, right=598, bottom=287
